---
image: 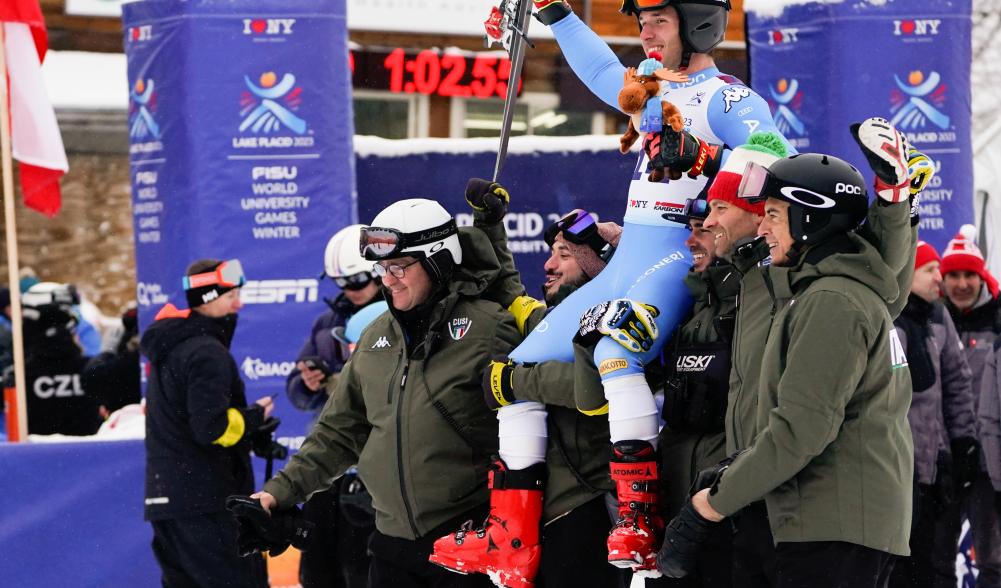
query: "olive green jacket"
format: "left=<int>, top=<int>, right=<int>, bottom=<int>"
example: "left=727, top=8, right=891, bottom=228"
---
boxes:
left=726, top=201, right=915, bottom=455
left=477, top=219, right=614, bottom=523
left=263, top=228, right=521, bottom=540
left=709, top=234, right=913, bottom=556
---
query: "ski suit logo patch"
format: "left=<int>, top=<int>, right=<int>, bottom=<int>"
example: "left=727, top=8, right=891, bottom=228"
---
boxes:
left=371, top=336, right=392, bottom=349
left=449, top=317, right=472, bottom=340
left=599, top=358, right=629, bottom=376
left=890, top=329, right=909, bottom=369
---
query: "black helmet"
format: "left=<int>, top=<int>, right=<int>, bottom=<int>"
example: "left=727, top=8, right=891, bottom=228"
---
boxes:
left=620, top=0, right=731, bottom=56
left=738, top=153, right=868, bottom=245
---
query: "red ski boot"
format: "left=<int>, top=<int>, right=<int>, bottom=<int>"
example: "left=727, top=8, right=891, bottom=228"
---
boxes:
left=429, top=460, right=546, bottom=588
left=607, top=440, right=664, bottom=576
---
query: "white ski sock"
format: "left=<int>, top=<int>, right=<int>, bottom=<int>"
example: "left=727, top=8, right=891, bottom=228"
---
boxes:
left=603, top=373, right=659, bottom=443
left=497, top=401, right=548, bottom=470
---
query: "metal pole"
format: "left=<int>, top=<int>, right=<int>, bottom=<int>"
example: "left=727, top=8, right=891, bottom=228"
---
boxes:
left=0, top=25, right=29, bottom=441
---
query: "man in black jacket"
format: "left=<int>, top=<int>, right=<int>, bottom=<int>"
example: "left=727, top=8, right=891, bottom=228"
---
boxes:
left=142, top=259, right=274, bottom=587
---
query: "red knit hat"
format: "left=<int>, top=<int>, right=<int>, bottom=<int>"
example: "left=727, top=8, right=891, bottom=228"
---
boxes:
left=707, top=131, right=787, bottom=216
left=914, top=240, right=940, bottom=270
left=940, top=224, right=999, bottom=298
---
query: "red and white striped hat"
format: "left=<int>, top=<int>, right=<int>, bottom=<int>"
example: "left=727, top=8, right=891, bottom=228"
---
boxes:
left=707, top=131, right=788, bottom=216
left=940, top=224, right=998, bottom=298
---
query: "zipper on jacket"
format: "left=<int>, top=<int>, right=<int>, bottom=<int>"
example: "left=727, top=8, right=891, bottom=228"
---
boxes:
left=386, top=352, right=403, bottom=404
left=395, top=360, right=419, bottom=537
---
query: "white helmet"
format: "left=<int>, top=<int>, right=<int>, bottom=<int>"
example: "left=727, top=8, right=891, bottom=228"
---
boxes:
left=22, top=282, right=78, bottom=309
left=360, top=199, right=462, bottom=274
left=324, top=224, right=376, bottom=279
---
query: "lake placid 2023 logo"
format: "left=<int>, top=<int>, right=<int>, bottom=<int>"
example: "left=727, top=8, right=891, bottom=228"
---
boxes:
left=129, top=78, right=160, bottom=140
left=240, top=72, right=306, bottom=134
left=233, top=72, right=314, bottom=148
left=890, top=70, right=954, bottom=144
left=768, top=78, right=808, bottom=149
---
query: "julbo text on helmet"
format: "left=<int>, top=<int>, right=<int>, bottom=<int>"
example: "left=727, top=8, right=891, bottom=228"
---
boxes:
left=737, top=153, right=869, bottom=245
left=620, top=0, right=731, bottom=56
left=360, top=199, right=462, bottom=281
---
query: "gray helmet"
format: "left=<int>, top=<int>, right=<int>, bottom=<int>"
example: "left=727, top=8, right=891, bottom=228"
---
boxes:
left=620, top=0, right=731, bottom=55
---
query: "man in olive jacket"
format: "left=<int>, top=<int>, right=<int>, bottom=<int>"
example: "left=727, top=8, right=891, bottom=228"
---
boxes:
left=662, top=153, right=913, bottom=587
left=255, top=199, right=521, bottom=587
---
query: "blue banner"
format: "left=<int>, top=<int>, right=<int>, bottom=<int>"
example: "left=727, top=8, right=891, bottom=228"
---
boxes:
left=746, top=0, right=972, bottom=252
left=123, top=0, right=355, bottom=437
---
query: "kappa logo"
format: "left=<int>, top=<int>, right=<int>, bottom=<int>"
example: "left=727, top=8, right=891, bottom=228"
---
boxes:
left=599, top=358, right=629, bottom=376
left=372, top=336, right=392, bottom=349
left=722, top=86, right=751, bottom=113
left=449, top=317, right=472, bottom=340
left=676, top=354, right=716, bottom=373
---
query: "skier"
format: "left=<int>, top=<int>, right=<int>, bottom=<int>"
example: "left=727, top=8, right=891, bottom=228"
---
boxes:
left=432, top=0, right=793, bottom=578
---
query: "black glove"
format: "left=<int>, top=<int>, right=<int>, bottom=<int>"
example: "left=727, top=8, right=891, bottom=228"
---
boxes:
left=690, top=455, right=736, bottom=496
left=482, top=356, right=517, bottom=410
left=241, top=404, right=265, bottom=434
left=951, top=437, right=980, bottom=492
left=657, top=498, right=720, bottom=578
left=934, top=450, right=956, bottom=514
left=226, top=495, right=315, bottom=557
left=465, top=178, right=510, bottom=225
left=533, top=0, right=572, bottom=26
left=251, top=417, right=289, bottom=461
left=646, top=127, right=723, bottom=180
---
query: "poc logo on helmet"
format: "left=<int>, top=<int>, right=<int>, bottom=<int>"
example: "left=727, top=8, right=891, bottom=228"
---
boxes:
left=835, top=182, right=863, bottom=195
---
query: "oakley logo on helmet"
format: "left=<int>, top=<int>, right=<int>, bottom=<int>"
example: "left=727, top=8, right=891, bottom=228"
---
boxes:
left=835, top=182, right=863, bottom=195
left=779, top=186, right=836, bottom=209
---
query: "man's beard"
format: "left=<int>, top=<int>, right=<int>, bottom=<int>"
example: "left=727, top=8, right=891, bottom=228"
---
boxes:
left=542, top=273, right=590, bottom=306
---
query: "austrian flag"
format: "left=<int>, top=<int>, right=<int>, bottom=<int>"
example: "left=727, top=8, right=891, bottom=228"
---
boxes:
left=1, top=0, right=68, bottom=217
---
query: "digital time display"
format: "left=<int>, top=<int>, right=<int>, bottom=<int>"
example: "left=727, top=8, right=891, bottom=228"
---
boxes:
left=351, top=48, right=523, bottom=99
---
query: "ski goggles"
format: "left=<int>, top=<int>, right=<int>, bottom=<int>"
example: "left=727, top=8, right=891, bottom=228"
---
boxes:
left=661, top=197, right=710, bottom=224
left=736, top=161, right=782, bottom=204
left=544, top=209, right=615, bottom=261
left=543, top=209, right=599, bottom=248
left=182, top=259, right=246, bottom=291
left=623, top=0, right=729, bottom=14
left=333, top=271, right=374, bottom=291
left=359, top=219, right=458, bottom=261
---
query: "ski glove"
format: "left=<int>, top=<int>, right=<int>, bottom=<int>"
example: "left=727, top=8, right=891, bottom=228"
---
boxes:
left=951, top=437, right=981, bottom=492
left=908, top=149, right=935, bottom=195
left=645, top=127, right=723, bottom=181
left=690, top=454, right=736, bottom=496
left=533, top=0, right=572, bottom=26
left=657, top=498, right=720, bottom=578
left=226, top=495, right=315, bottom=557
left=851, top=117, right=910, bottom=203
left=250, top=417, right=288, bottom=461
left=482, top=356, right=518, bottom=410
left=575, top=299, right=660, bottom=353
left=465, top=177, right=510, bottom=225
